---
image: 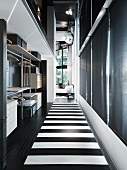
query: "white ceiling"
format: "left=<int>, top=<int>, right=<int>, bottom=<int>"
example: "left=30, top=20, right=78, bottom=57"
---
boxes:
left=0, top=0, right=54, bottom=58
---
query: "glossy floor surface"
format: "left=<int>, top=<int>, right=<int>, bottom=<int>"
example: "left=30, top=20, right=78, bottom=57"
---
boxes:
left=4, top=98, right=110, bottom=170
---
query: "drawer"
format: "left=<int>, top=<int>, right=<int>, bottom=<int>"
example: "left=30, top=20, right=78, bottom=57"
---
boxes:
left=7, top=112, right=17, bottom=122
left=7, top=120, right=17, bottom=136
left=7, top=107, right=17, bottom=116
left=7, top=100, right=17, bottom=110
left=7, top=114, right=17, bottom=124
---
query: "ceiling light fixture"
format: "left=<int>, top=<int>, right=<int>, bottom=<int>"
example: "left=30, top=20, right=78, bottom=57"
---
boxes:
left=65, top=9, right=73, bottom=15
left=64, top=31, right=74, bottom=45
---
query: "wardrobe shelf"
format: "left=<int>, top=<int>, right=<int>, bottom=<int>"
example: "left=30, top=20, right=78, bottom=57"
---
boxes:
left=7, top=87, right=31, bottom=93
left=7, top=45, right=41, bottom=62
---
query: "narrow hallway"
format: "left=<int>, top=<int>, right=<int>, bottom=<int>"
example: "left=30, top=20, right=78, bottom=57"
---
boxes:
left=24, top=99, right=110, bottom=170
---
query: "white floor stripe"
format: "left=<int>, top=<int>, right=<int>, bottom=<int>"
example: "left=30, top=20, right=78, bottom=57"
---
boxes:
left=37, top=133, right=94, bottom=138
left=51, top=108, right=81, bottom=110
left=46, top=116, right=85, bottom=119
left=24, top=155, right=108, bottom=165
left=44, top=120, right=87, bottom=123
left=48, top=112, right=84, bottom=115
left=53, top=102, right=79, bottom=105
left=51, top=107, right=80, bottom=109
left=32, top=142, right=100, bottom=149
left=49, top=110, right=82, bottom=112
left=52, top=105, right=79, bottom=107
left=41, top=126, right=90, bottom=130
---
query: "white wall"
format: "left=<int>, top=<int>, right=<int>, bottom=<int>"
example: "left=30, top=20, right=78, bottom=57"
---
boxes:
left=71, top=16, right=80, bottom=101
left=47, top=57, right=56, bottom=102
left=42, top=57, right=56, bottom=103
left=67, top=46, right=72, bottom=85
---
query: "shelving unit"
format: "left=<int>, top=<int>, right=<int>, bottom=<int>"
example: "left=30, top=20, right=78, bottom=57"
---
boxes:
left=7, top=43, right=42, bottom=124
left=7, top=45, right=41, bottom=62
left=7, top=87, right=31, bottom=92
left=0, top=0, right=54, bottom=166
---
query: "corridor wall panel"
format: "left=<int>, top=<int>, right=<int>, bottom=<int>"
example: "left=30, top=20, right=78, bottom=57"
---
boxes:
left=109, top=0, right=127, bottom=144
left=80, top=41, right=91, bottom=105
left=80, top=0, right=105, bottom=48
left=80, top=49, right=87, bottom=100
left=86, top=42, right=91, bottom=105
left=80, top=0, right=91, bottom=48
left=92, top=15, right=108, bottom=123
left=92, top=0, right=105, bottom=24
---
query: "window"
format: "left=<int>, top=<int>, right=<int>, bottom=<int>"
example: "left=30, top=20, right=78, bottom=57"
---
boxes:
left=56, top=48, right=68, bottom=86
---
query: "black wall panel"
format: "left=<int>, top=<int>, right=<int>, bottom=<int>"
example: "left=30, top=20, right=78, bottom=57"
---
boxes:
left=92, top=0, right=105, bottom=24
left=92, top=14, right=108, bottom=123
left=80, top=41, right=91, bottom=104
left=80, top=49, right=87, bottom=100
left=86, top=42, right=91, bottom=105
left=80, top=0, right=105, bottom=48
left=79, top=0, right=127, bottom=145
left=38, top=61, right=47, bottom=105
left=80, top=0, right=91, bottom=48
left=109, top=0, right=127, bottom=143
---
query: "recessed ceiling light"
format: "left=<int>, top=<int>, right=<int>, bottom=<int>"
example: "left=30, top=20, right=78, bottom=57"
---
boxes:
left=65, top=9, right=73, bottom=15
left=64, top=32, right=74, bottom=45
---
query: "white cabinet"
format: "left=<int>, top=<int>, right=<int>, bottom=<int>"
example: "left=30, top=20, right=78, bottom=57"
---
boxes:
left=33, top=93, right=42, bottom=110
left=7, top=100, right=17, bottom=136
left=30, top=73, right=42, bottom=89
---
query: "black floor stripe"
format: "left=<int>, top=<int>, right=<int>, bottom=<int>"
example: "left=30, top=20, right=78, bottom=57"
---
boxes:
left=52, top=104, right=79, bottom=105
left=35, top=137, right=97, bottom=142
left=47, top=114, right=84, bottom=116
left=52, top=105, right=81, bottom=109
left=29, top=148, right=103, bottom=155
left=51, top=108, right=81, bottom=110
left=42, top=123, right=89, bottom=126
left=39, top=129, right=92, bottom=133
left=24, top=165, right=110, bottom=170
left=48, top=111, right=83, bottom=113
left=45, top=118, right=86, bottom=120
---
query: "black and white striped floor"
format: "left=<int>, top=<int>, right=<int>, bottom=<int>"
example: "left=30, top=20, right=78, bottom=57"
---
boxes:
left=24, top=102, right=110, bottom=170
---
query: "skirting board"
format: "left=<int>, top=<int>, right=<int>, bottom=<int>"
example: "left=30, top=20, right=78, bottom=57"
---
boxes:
left=79, top=95, right=127, bottom=170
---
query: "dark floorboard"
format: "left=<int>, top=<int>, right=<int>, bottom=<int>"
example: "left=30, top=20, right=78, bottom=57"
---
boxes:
left=4, top=103, right=52, bottom=170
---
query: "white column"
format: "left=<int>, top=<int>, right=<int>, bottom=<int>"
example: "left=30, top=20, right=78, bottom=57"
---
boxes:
left=67, top=46, right=72, bottom=85
left=42, top=57, right=56, bottom=103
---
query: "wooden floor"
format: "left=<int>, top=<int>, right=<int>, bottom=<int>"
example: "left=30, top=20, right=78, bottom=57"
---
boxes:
left=4, top=98, right=110, bottom=170
left=4, top=103, right=52, bottom=170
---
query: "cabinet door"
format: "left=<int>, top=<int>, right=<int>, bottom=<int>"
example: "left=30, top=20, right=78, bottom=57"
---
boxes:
left=7, top=100, right=17, bottom=136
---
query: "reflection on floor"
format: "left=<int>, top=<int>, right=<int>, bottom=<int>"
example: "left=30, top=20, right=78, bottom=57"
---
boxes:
left=23, top=99, right=110, bottom=170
